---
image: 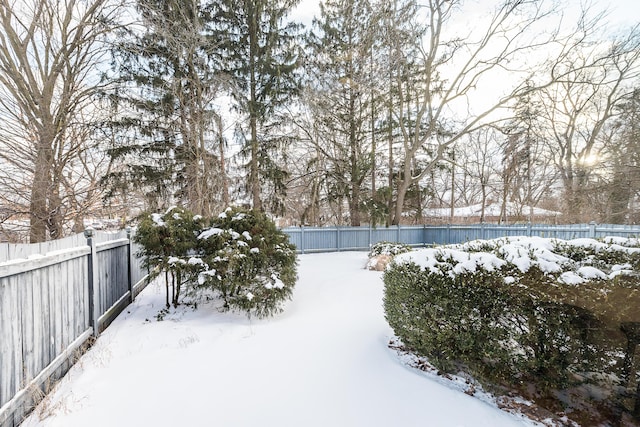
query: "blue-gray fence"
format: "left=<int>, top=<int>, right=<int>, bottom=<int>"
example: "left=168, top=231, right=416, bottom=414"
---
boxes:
left=282, top=223, right=640, bottom=253
left=0, top=230, right=148, bottom=427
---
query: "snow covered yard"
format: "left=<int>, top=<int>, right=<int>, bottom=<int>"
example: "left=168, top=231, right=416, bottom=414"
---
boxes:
left=22, top=252, right=535, bottom=427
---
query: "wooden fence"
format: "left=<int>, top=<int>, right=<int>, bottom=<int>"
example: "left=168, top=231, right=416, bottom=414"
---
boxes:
left=0, top=229, right=148, bottom=427
left=282, top=222, right=640, bottom=253
left=4, top=222, right=640, bottom=426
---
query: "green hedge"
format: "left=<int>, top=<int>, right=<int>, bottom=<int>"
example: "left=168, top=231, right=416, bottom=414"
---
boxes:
left=383, top=237, right=640, bottom=420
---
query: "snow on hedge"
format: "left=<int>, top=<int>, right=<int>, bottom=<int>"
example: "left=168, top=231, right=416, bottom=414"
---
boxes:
left=393, top=236, right=639, bottom=284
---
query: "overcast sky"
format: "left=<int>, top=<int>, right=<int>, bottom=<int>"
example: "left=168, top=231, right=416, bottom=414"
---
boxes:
left=291, top=0, right=640, bottom=30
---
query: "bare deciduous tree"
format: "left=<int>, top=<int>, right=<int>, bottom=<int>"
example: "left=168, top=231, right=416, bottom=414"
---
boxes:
left=381, top=0, right=605, bottom=225
left=534, top=28, right=640, bottom=222
left=0, top=0, right=122, bottom=242
left=457, top=129, right=502, bottom=222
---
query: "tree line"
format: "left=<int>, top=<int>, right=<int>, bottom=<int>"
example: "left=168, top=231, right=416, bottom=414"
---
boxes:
left=0, top=0, right=639, bottom=242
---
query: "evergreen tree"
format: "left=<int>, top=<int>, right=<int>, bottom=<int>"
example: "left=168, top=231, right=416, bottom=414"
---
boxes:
left=105, top=0, right=228, bottom=215
left=304, top=0, right=377, bottom=226
left=377, top=0, right=429, bottom=225
left=210, top=0, right=302, bottom=214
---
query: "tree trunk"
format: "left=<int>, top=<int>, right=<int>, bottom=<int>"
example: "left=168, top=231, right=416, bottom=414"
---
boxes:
left=349, top=183, right=361, bottom=226
left=608, top=169, right=631, bottom=224
left=450, top=153, right=455, bottom=222
left=47, top=183, right=64, bottom=240
left=30, top=132, right=55, bottom=243
left=349, top=115, right=361, bottom=226
left=387, top=91, right=394, bottom=227
left=216, top=115, right=230, bottom=207
left=393, top=175, right=411, bottom=226
left=250, top=116, right=261, bottom=211
left=565, top=172, right=587, bottom=223
left=248, top=1, right=262, bottom=212
left=30, top=148, right=50, bottom=243
left=480, top=181, right=487, bottom=223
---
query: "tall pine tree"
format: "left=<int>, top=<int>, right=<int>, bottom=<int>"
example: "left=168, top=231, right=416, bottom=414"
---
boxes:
left=304, top=0, right=377, bottom=226
left=210, top=0, right=301, bottom=214
left=105, top=0, right=228, bottom=215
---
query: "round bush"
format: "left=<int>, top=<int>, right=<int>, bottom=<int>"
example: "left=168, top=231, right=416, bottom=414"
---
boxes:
left=135, top=206, right=297, bottom=318
left=196, top=207, right=297, bottom=318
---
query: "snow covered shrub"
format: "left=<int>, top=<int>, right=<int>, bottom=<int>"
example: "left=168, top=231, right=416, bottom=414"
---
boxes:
left=196, top=207, right=297, bottom=318
left=552, top=238, right=640, bottom=272
left=368, top=241, right=412, bottom=258
left=134, top=207, right=204, bottom=308
left=135, top=206, right=297, bottom=318
left=384, top=261, right=514, bottom=377
left=383, top=236, right=640, bottom=421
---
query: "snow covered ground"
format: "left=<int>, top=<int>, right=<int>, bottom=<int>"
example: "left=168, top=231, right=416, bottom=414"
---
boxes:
left=22, top=252, right=537, bottom=427
left=423, top=202, right=560, bottom=219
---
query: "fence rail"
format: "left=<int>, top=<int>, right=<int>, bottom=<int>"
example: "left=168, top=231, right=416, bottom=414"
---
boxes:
left=281, top=222, right=640, bottom=253
left=0, top=229, right=147, bottom=427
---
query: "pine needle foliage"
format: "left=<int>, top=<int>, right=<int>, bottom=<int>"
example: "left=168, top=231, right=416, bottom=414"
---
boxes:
left=134, top=206, right=297, bottom=318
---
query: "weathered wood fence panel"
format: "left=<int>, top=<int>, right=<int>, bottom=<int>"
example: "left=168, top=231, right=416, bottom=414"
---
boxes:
left=96, top=240, right=129, bottom=333
left=0, top=230, right=147, bottom=427
left=0, top=235, right=87, bottom=264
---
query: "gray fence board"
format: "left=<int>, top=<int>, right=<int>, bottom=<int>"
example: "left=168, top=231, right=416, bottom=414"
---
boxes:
left=0, top=276, right=20, bottom=423
left=0, top=230, right=148, bottom=427
left=94, top=243, right=130, bottom=333
left=0, top=328, right=92, bottom=427
left=284, top=225, right=430, bottom=254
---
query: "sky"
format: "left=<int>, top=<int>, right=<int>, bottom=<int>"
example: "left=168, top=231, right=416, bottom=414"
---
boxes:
left=602, top=0, right=640, bottom=26
left=291, top=0, right=640, bottom=30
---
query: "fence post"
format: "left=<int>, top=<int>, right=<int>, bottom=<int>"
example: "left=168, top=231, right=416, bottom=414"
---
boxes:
left=126, top=227, right=133, bottom=303
left=423, top=224, right=427, bottom=247
left=336, top=226, right=341, bottom=252
left=589, top=221, right=597, bottom=239
left=527, top=222, right=532, bottom=237
left=480, top=222, right=485, bottom=240
left=368, top=224, right=372, bottom=249
left=397, top=225, right=401, bottom=243
left=85, top=228, right=100, bottom=337
left=300, top=226, right=305, bottom=254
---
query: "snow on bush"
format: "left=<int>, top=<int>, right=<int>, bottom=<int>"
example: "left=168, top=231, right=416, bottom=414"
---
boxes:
left=135, top=206, right=297, bottom=318
left=392, top=236, right=640, bottom=283
left=366, top=241, right=412, bottom=271
left=196, top=206, right=297, bottom=318
left=368, top=241, right=412, bottom=257
left=384, top=236, right=640, bottom=424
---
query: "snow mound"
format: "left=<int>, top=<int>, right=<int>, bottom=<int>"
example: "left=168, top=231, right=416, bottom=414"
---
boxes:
left=393, top=236, right=639, bottom=286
